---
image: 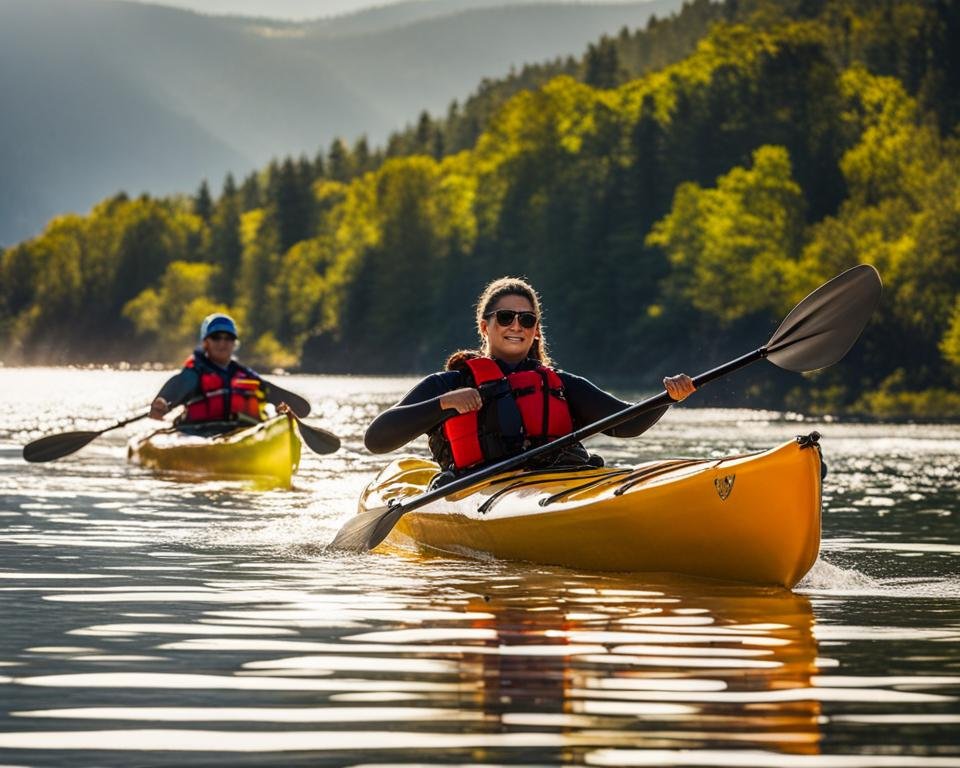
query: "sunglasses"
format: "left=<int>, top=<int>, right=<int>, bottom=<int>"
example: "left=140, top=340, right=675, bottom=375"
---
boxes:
left=208, top=332, right=237, bottom=342
left=484, top=309, right=538, bottom=329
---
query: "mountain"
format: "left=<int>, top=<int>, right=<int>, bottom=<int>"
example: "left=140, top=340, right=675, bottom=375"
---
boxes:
left=304, top=0, right=665, bottom=36
left=301, top=0, right=686, bottom=123
left=111, top=0, right=356, bottom=19
left=116, top=0, right=655, bottom=26
left=0, top=0, right=682, bottom=245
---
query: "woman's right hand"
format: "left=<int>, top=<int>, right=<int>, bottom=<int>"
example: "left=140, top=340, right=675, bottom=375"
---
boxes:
left=149, top=397, right=170, bottom=420
left=440, top=387, right=482, bottom=414
left=663, top=374, right=696, bottom=402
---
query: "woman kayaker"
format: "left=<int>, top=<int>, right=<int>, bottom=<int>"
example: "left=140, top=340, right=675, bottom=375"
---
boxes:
left=364, top=277, right=695, bottom=479
left=149, top=313, right=272, bottom=432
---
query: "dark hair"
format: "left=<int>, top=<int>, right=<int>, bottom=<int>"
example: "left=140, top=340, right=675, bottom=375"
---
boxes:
left=445, top=276, right=553, bottom=369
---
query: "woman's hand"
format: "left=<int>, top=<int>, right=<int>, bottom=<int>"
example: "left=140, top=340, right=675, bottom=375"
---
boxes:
left=664, top=374, right=696, bottom=402
left=440, top=387, right=482, bottom=414
left=149, top=396, right=170, bottom=420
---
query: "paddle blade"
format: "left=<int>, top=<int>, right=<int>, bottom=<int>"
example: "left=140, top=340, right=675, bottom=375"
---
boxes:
left=766, top=264, right=882, bottom=372
left=264, top=380, right=311, bottom=418
left=23, top=431, right=101, bottom=463
left=295, top=420, right=341, bottom=455
left=328, top=504, right=403, bottom=552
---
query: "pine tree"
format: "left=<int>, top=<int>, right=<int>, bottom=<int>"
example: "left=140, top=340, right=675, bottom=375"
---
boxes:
left=193, top=180, right=213, bottom=222
left=210, top=174, right=242, bottom=302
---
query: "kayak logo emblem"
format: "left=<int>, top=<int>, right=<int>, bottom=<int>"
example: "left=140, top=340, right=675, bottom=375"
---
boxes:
left=714, top=474, right=735, bottom=501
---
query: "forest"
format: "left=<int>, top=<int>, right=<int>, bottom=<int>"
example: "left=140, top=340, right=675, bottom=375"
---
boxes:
left=1, top=0, right=958, bottom=417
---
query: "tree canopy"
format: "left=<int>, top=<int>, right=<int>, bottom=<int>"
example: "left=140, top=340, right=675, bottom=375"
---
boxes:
left=1, top=0, right=958, bottom=417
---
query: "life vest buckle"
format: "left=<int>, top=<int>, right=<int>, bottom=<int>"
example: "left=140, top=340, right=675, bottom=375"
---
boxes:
left=478, top=378, right=512, bottom=400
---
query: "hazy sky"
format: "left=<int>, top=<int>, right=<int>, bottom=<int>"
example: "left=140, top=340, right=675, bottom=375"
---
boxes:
left=114, top=0, right=428, bottom=20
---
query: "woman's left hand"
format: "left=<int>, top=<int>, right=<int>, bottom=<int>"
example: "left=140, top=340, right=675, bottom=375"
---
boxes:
left=149, top=396, right=170, bottom=419
left=664, top=374, right=696, bottom=402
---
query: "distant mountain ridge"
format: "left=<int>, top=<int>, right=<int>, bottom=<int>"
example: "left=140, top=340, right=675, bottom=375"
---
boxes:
left=0, top=0, right=683, bottom=245
left=303, top=0, right=653, bottom=36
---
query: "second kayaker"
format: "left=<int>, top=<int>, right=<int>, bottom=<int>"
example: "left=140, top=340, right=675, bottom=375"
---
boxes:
left=148, top=313, right=272, bottom=432
left=364, top=276, right=696, bottom=481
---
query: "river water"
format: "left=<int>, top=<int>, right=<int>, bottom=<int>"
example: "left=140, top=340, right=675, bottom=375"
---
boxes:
left=0, top=367, right=957, bottom=767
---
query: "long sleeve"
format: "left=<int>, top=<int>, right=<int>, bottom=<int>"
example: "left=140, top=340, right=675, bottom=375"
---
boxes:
left=560, top=372, right=670, bottom=437
left=364, top=372, right=462, bottom=454
left=156, top=368, right=201, bottom=407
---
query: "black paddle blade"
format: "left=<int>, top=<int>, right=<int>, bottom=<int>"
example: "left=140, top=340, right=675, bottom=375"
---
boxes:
left=23, top=431, right=101, bottom=463
left=294, top=419, right=341, bottom=455
left=264, top=380, right=311, bottom=418
left=766, top=264, right=882, bottom=372
left=328, top=504, right=403, bottom=552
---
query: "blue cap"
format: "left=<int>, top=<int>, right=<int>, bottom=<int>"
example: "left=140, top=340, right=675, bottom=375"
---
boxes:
left=199, top=313, right=238, bottom=342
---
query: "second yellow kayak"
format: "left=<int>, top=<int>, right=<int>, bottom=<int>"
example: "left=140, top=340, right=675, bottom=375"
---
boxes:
left=128, top=415, right=302, bottom=487
left=358, top=435, right=823, bottom=587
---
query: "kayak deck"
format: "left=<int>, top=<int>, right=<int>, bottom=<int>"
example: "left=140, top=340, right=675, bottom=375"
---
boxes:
left=128, top=415, right=301, bottom=487
left=358, top=436, right=823, bottom=587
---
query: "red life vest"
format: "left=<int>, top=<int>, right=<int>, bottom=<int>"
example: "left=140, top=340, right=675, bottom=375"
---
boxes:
left=439, top=357, right=574, bottom=471
left=181, top=354, right=265, bottom=424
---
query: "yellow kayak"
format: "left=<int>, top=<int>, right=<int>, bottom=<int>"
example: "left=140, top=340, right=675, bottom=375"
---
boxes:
left=358, top=435, right=823, bottom=587
left=128, top=415, right=302, bottom=487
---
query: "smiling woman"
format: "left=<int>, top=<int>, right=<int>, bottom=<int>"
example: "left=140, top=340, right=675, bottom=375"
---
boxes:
left=363, top=276, right=695, bottom=477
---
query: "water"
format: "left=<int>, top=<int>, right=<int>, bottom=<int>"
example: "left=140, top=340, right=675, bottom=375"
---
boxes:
left=0, top=367, right=958, bottom=767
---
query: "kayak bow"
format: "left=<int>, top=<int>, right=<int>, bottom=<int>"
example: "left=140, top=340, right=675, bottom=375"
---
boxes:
left=128, top=414, right=302, bottom=486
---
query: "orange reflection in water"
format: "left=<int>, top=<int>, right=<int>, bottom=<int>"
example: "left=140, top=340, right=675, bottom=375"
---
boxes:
left=456, top=572, right=820, bottom=762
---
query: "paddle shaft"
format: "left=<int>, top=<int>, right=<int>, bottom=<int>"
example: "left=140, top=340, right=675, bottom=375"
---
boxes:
left=385, top=346, right=768, bottom=517
left=108, top=412, right=152, bottom=431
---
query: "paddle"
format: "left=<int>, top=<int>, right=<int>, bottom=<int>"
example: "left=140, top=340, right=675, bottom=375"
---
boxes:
left=263, top=379, right=311, bottom=418
left=329, top=264, right=882, bottom=553
left=22, top=412, right=151, bottom=463
left=279, top=406, right=341, bottom=455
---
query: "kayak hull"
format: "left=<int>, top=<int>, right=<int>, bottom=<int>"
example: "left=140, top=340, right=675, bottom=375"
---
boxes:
left=128, top=415, right=301, bottom=486
left=358, top=437, right=822, bottom=587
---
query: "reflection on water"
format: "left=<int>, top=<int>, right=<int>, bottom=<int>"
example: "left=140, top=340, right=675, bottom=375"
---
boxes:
left=4, top=571, right=826, bottom=761
left=454, top=578, right=823, bottom=762
left=0, top=368, right=958, bottom=766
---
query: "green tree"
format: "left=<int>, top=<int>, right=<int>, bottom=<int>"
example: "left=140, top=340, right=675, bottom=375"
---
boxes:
left=648, top=145, right=806, bottom=324
left=941, top=296, right=960, bottom=376
left=209, top=174, right=243, bottom=302
left=193, top=179, right=213, bottom=222
left=109, top=196, right=202, bottom=317
left=240, top=172, right=262, bottom=211
left=233, top=208, right=280, bottom=346
left=327, top=138, right=354, bottom=182
left=585, top=36, right=625, bottom=89
left=267, top=157, right=315, bottom=253
left=339, top=157, right=451, bottom=371
left=353, top=136, right=372, bottom=175
left=123, top=260, right=231, bottom=362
